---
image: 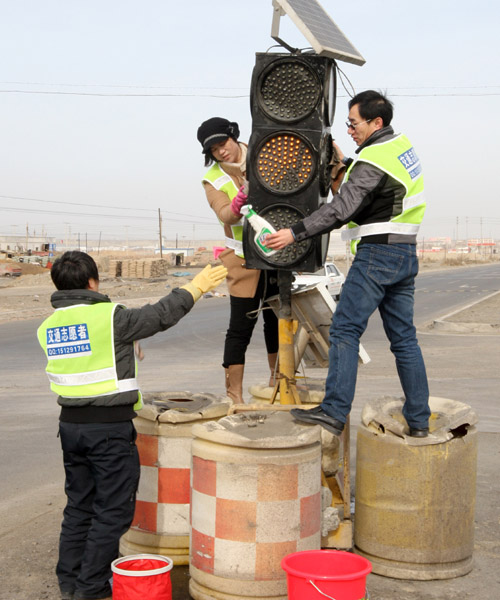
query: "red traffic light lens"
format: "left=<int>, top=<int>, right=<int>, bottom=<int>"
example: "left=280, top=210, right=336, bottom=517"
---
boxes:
left=258, top=60, right=322, bottom=123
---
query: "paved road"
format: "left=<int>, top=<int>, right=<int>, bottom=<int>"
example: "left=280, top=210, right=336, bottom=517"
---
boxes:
left=414, top=263, right=500, bottom=322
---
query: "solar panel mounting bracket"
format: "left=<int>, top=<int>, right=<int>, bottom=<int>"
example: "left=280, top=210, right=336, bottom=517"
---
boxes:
left=271, top=0, right=300, bottom=54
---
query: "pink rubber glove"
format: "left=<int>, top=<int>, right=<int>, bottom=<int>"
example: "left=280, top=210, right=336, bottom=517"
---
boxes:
left=230, top=184, right=248, bottom=217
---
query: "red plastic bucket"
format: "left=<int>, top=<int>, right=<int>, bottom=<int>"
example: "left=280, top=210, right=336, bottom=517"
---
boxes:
left=281, top=550, right=371, bottom=600
left=111, top=554, right=173, bottom=600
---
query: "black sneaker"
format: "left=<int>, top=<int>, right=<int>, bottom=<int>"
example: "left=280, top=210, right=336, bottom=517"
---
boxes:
left=290, top=405, right=344, bottom=436
left=409, top=427, right=429, bottom=438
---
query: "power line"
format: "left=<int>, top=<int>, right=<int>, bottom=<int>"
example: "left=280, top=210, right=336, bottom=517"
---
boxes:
left=0, top=89, right=249, bottom=98
left=1, top=80, right=498, bottom=91
left=0, top=204, right=217, bottom=225
left=0, top=81, right=249, bottom=91
left=0, top=194, right=215, bottom=222
left=0, top=85, right=499, bottom=99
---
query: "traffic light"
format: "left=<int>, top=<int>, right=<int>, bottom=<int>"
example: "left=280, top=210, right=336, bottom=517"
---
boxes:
left=244, top=52, right=337, bottom=272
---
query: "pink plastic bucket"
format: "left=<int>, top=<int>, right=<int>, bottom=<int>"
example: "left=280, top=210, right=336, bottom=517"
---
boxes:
left=111, top=554, right=173, bottom=600
left=281, top=550, right=371, bottom=600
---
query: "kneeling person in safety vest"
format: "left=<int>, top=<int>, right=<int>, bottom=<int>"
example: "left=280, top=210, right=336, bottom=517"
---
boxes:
left=37, top=251, right=227, bottom=600
left=264, top=90, right=431, bottom=440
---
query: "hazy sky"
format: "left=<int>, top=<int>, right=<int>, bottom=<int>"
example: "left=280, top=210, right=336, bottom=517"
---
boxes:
left=1, top=0, right=499, bottom=245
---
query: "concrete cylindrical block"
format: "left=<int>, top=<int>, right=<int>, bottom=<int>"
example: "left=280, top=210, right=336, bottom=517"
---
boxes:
left=354, top=396, right=478, bottom=580
left=189, top=411, right=322, bottom=600
left=120, top=392, right=231, bottom=565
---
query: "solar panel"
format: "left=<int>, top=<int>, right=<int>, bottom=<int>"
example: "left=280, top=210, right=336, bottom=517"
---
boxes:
left=271, top=0, right=365, bottom=66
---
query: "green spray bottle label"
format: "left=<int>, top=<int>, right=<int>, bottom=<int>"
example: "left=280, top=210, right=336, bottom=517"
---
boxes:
left=241, top=205, right=277, bottom=256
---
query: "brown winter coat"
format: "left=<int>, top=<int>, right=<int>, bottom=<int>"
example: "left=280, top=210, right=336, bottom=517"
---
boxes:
left=203, top=143, right=260, bottom=298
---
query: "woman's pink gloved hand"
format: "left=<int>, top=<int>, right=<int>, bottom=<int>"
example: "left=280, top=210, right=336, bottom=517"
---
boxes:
left=230, top=184, right=248, bottom=216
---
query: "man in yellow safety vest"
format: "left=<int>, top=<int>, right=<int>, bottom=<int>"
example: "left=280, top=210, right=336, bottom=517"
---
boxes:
left=265, top=90, right=431, bottom=438
left=38, top=251, right=226, bottom=600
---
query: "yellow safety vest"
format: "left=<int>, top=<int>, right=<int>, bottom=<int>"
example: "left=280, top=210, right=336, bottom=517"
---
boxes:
left=202, top=163, right=244, bottom=257
left=37, top=302, right=142, bottom=409
left=342, top=134, right=425, bottom=254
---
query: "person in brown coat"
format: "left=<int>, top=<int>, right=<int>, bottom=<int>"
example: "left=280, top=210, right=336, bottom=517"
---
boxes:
left=197, top=117, right=279, bottom=403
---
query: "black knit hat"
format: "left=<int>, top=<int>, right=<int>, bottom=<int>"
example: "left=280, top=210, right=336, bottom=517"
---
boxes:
left=197, top=117, right=240, bottom=153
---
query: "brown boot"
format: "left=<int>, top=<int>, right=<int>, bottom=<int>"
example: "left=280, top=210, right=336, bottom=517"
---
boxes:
left=225, top=364, right=245, bottom=404
left=268, top=352, right=280, bottom=387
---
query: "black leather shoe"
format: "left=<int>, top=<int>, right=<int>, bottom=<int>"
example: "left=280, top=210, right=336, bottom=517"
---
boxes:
left=409, top=427, right=429, bottom=438
left=291, top=405, right=344, bottom=436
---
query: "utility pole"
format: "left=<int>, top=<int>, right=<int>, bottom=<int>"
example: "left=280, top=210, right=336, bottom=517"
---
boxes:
left=85, top=232, right=88, bottom=253
left=158, top=209, right=163, bottom=258
left=25, top=223, right=29, bottom=253
left=480, top=217, right=483, bottom=256
left=98, top=232, right=102, bottom=255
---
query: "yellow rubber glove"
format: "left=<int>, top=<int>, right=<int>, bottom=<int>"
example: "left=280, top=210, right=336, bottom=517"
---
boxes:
left=181, top=264, right=228, bottom=302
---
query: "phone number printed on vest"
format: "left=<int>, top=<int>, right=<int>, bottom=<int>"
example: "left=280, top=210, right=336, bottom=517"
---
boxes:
left=46, top=323, right=92, bottom=359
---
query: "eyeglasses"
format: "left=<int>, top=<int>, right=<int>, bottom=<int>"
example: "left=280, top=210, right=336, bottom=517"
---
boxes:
left=345, top=119, right=372, bottom=130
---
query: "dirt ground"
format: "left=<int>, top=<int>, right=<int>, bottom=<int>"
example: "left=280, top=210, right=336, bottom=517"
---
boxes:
left=0, top=263, right=219, bottom=324
left=441, top=290, right=500, bottom=325
left=2, top=254, right=499, bottom=325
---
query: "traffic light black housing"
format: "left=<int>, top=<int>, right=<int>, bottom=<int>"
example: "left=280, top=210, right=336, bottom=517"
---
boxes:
left=244, top=52, right=337, bottom=271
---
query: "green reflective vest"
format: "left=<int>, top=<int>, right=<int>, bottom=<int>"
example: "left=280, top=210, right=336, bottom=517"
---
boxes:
left=37, top=302, right=142, bottom=409
left=342, top=134, right=425, bottom=254
left=202, top=163, right=244, bottom=257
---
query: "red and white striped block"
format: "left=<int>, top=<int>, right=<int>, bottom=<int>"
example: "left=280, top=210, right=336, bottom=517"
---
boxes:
left=131, top=432, right=192, bottom=536
left=190, top=453, right=321, bottom=582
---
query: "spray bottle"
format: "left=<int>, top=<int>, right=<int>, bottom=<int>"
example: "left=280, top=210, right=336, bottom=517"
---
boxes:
left=240, top=204, right=277, bottom=257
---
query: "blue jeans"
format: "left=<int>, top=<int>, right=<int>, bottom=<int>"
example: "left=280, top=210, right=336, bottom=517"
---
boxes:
left=322, top=243, right=430, bottom=429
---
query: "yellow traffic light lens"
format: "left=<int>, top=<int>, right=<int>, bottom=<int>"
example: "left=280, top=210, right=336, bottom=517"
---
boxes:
left=255, top=133, right=315, bottom=193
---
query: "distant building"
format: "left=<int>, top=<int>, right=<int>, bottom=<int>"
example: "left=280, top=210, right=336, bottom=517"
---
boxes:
left=0, top=235, right=56, bottom=253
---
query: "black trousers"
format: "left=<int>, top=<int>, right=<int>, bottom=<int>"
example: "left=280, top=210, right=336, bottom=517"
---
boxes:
left=57, top=421, right=140, bottom=600
left=223, top=270, right=279, bottom=367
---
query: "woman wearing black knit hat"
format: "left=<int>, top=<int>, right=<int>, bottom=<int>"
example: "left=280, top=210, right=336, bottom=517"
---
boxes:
left=197, top=117, right=279, bottom=403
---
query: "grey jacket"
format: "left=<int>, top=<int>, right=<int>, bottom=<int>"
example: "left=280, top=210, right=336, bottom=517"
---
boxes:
left=49, top=287, right=194, bottom=423
left=291, top=126, right=417, bottom=246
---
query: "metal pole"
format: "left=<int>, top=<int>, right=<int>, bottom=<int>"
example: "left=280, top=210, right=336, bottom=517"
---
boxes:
left=277, top=270, right=300, bottom=405
left=158, top=208, right=163, bottom=258
left=480, top=217, right=483, bottom=256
